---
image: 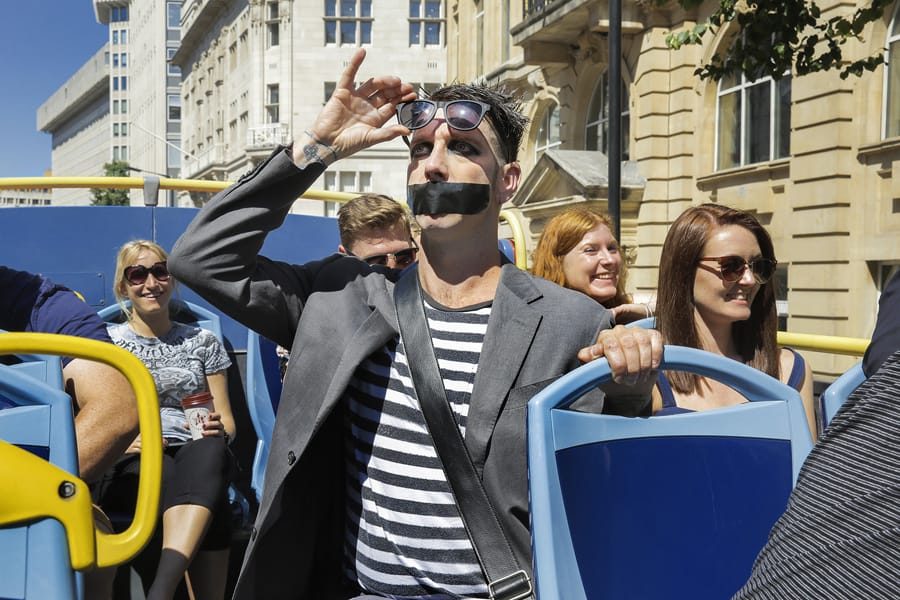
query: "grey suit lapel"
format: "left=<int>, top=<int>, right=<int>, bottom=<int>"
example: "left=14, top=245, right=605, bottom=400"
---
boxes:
left=466, top=265, right=543, bottom=473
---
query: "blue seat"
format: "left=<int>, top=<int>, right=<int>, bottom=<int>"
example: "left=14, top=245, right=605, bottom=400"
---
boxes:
left=245, top=330, right=281, bottom=502
left=625, top=316, right=656, bottom=329
left=0, top=363, right=81, bottom=599
left=528, top=345, right=814, bottom=600
left=819, top=361, right=865, bottom=429
left=0, top=329, right=64, bottom=391
left=98, top=299, right=223, bottom=344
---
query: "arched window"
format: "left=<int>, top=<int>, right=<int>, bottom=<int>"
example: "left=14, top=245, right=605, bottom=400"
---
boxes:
left=534, top=103, right=561, bottom=162
left=885, top=6, right=900, bottom=138
left=716, top=71, right=791, bottom=170
left=584, top=71, right=630, bottom=160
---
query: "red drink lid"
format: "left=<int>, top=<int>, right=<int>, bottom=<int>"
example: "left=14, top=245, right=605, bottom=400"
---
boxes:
left=181, top=391, right=213, bottom=409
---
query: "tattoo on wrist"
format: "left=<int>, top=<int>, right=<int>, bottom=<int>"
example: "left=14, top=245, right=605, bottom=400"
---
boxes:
left=296, top=129, right=338, bottom=167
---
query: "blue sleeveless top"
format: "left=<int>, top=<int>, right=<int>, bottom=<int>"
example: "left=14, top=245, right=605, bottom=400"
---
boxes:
left=656, top=348, right=806, bottom=416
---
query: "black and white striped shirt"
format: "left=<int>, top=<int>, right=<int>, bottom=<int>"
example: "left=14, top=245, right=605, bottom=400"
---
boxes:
left=733, top=349, right=900, bottom=599
left=343, top=299, right=492, bottom=599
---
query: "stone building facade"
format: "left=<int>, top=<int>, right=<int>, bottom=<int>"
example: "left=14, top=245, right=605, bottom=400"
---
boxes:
left=448, top=0, right=900, bottom=377
left=173, top=0, right=447, bottom=214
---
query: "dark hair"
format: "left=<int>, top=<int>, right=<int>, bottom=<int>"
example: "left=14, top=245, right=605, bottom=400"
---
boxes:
left=656, top=203, right=779, bottom=393
left=428, top=83, right=528, bottom=164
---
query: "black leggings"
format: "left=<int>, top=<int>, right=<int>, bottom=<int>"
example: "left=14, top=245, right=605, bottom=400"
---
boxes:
left=92, top=436, right=233, bottom=550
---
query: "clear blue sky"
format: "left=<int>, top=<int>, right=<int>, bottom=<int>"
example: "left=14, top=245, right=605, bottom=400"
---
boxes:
left=0, top=4, right=107, bottom=177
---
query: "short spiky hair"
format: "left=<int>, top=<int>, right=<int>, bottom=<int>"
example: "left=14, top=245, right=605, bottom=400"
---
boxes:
left=428, top=83, right=528, bottom=164
left=337, top=193, right=414, bottom=251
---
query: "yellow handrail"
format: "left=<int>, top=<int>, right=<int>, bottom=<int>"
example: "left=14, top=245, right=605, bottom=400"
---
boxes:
left=0, top=333, right=162, bottom=569
left=499, top=208, right=528, bottom=270
left=0, top=176, right=358, bottom=203
left=776, top=332, right=869, bottom=358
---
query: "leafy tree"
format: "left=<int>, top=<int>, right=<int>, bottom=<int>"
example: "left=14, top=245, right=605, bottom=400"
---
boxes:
left=662, top=0, right=894, bottom=81
left=90, top=160, right=131, bottom=206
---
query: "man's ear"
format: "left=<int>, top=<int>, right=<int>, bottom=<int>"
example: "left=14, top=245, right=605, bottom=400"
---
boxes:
left=499, top=161, right=521, bottom=203
left=338, top=244, right=348, bottom=255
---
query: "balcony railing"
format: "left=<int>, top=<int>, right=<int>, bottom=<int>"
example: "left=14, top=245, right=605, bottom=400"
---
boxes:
left=247, top=123, right=290, bottom=150
left=523, top=0, right=563, bottom=18
left=182, top=143, right=225, bottom=179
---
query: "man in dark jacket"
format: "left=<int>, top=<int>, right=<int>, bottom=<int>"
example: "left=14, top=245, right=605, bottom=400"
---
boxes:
left=170, top=49, right=660, bottom=600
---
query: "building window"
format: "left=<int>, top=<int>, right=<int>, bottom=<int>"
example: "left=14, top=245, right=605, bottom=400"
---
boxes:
left=120, top=30, right=128, bottom=44
left=113, top=77, right=119, bottom=91
left=716, top=72, right=791, bottom=170
left=112, top=30, right=119, bottom=44
left=167, top=2, right=180, bottom=29
left=267, top=2, right=280, bottom=48
left=323, top=170, right=372, bottom=216
left=167, top=47, right=180, bottom=76
left=266, top=84, right=280, bottom=123
left=585, top=71, right=630, bottom=160
left=885, top=8, right=900, bottom=138
left=111, top=6, right=129, bottom=22
left=113, top=146, right=120, bottom=161
left=121, top=99, right=128, bottom=114
left=121, top=123, right=128, bottom=137
left=324, top=81, right=336, bottom=104
left=121, top=146, right=128, bottom=161
left=168, top=95, right=181, bottom=121
left=409, top=1, right=442, bottom=47
left=113, top=100, right=120, bottom=114
left=167, top=144, right=181, bottom=169
left=325, top=0, right=372, bottom=46
left=113, top=123, right=120, bottom=137
left=535, top=103, right=561, bottom=161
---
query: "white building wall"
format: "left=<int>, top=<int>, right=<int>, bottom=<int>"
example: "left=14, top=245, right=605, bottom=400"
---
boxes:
left=176, top=0, right=447, bottom=215
left=37, top=45, right=113, bottom=206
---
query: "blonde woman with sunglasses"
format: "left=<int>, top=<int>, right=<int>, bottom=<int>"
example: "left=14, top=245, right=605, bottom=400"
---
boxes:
left=652, top=204, right=816, bottom=439
left=97, top=240, right=235, bottom=600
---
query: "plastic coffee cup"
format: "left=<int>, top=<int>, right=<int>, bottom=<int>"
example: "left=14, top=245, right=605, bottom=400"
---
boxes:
left=181, top=391, right=214, bottom=440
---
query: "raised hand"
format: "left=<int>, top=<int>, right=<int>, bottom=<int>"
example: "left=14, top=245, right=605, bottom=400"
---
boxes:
left=293, top=48, right=417, bottom=164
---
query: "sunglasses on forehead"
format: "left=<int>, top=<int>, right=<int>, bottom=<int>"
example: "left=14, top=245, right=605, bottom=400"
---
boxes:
left=396, top=99, right=491, bottom=132
left=352, top=245, right=419, bottom=268
left=124, top=261, right=170, bottom=286
left=698, top=256, right=777, bottom=284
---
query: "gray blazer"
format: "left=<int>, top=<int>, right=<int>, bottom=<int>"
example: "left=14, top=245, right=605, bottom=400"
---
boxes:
left=170, top=148, right=634, bottom=600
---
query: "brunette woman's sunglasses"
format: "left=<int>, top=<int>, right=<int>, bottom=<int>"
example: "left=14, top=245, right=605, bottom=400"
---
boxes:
left=698, top=256, right=777, bottom=284
left=396, top=99, right=491, bottom=132
left=124, top=261, right=170, bottom=286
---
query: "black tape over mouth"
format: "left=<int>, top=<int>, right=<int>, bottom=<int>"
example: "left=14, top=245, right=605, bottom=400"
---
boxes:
left=407, top=182, right=491, bottom=216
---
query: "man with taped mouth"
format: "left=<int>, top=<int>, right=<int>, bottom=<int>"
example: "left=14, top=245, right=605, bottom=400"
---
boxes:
left=169, top=49, right=661, bottom=600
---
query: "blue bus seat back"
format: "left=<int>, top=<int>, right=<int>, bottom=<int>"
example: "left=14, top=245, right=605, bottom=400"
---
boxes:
left=0, top=330, right=65, bottom=390
left=625, top=316, right=656, bottom=329
left=819, top=361, right=865, bottom=430
left=0, top=361, right=81, bottom=599
left=245, top=329, right=281, bottom=501
left=527, top=345, right=815, bottom=600
left=97, top=299, right=224, bottom=344
left=498, top=238, right=515, bottom=262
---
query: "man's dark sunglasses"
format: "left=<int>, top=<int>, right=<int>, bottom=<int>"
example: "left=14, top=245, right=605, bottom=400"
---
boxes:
left=355, top=245, right=419, bottom=268
left=698, top=256, right=777, bottom=284
left=124, top=261, right=170, bottom=286
left=396, top=100, right=491, bottom=132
